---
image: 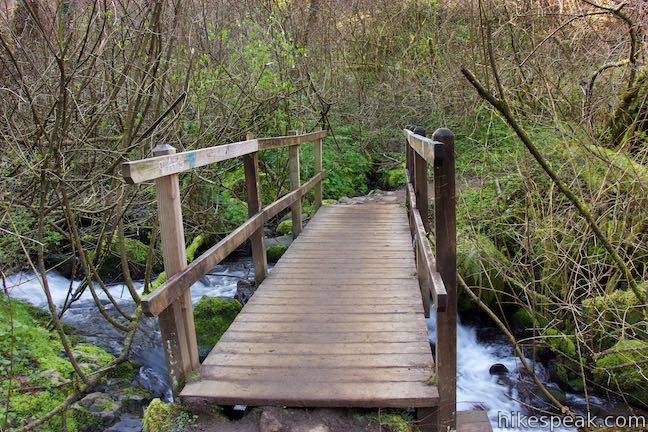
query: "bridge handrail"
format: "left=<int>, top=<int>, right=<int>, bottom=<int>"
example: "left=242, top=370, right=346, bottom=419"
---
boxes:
left=122, top=130, right=327, bottom=184
left=404, top=126, right=457, bottom=431
left=141, top=171, right=325, bottom=316
left=121, top=129, right=326, bottom=392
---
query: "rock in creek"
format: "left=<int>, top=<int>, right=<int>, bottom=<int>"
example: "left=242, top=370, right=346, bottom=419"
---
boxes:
left=235, top=279, right=256, bottom=305
left=489, top=363, right=509, bottom=376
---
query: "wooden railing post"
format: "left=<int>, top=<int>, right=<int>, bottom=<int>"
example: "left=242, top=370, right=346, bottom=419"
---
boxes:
left=313, top=126, right=323, bottom=211
left=153, top=144, right=200, bottom=396
left=413, top=126, right=429, bottom=233
left=432, top=128, right=457, bottom=431
left=405, top=125, right=414, bottom=181
left=243, top=133, right=268, bottom=284
left=288, top=130, right=303, bottom=238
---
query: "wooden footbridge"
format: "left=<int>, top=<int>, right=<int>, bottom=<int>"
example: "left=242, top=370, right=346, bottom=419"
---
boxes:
left=122, top=127, right=489, bottom=432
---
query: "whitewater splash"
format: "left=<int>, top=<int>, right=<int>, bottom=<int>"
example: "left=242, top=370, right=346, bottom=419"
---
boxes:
left=427, top=311, right=585, bottom=432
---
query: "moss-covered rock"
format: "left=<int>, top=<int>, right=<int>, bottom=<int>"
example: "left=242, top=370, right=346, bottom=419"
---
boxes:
left=322, top=199, right=338, bottom=206
left=379, top=165, right=406, bottom=190
left=512, top=308, right=534, bottom=331
left=457, top=232, right=512, bottom=310
left=107, top=360, right=137, bottom=380
left=594, top=339, right=648, bottom=407
left=543, top=329, right=577, bottom=358
left=277, top=219, right=293, bottom=235
left=142, top=398, right=179, bottom=432
left=266, top=244, right=288, bottom=262
left=0, top=297, right=117, bottom=431
left=193, top=296, right=242, bottom=357
left=71, top=392, right=121, bottom=432
left=583, top=288, right=645, bottom=325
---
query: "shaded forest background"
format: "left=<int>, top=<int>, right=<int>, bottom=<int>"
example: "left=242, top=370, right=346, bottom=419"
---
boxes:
left=0, top=0, right=647, bottom=430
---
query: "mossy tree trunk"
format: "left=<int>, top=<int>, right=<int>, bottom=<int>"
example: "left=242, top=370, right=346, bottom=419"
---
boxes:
left=604, top=66, right=648, bottom=152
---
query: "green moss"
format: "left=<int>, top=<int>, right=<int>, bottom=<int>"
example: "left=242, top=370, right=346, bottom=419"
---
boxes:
left=185, top=234, right=205, bottom=262
left=322, top=199, right=338, bottom=206
left=583, top=288, right=645, bottom=325
left=116, top=237, right=150, bottom=264
left=193, top=296, right=242, bottom=356
left=0, top=297, right=115, bottom=431
left=457, top=232, right=512, bottom=309
left=74, top=343, right=115, bottom=367
left=107, top=360, right=137, bottom=380
left=7, top=390, right=79, bottom=431
left=595, top=339, right=648, bottom=406
left=543, top=329, right=577, bottom=358
left=512, top=308, right=534, bottom=330
left=366, top=410, right=413, bottom=432
left=379, top=165, right=406, bottom=189
left=142, top=398, right=179, bottom=432
left=150, top=234, right=206, bottom=291
left=277, top=219, right=293, bottom=235
left=266, top=244, right=288, bottom=262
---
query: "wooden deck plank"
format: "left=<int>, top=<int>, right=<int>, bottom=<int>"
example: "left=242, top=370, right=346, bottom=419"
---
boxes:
left=213, top=341, right=431, bottom=355
left=225, top=320, right=425, bottom=333
left=220, top=331, right=428, bottom=343
left=181, top=204, right=436, bottom=408
left=202, top=353, right=433, bottom=368
left=200, top=366, right=433, bottom=383
left=182, top=380, right=438, bottom=408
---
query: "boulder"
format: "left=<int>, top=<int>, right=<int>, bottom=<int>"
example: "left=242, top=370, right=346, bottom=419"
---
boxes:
left=235, top=279, right=256, bottom=305
left=193, top=296, right=242, bottom=357
left=142, top=398, right=179, bottom=432
left=489, top=363, right=509, bottom=376
left=266, top=244, right=288, bottom=263
left=72, top=392, right=122, bottom=431
left=594, top=339, right=648, bottom=407
left=277, top=219, right=293, bottom=235
left=265, top=235, right=293, bottom=248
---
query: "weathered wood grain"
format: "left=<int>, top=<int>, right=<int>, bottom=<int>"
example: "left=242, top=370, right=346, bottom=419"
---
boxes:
left=243, top=138, right=268, bottom=285
left=122, top=131, right=328, bottom=184
left=181, top=203, right=437, bottom=409
left=152, top=145, right=199, bottom=396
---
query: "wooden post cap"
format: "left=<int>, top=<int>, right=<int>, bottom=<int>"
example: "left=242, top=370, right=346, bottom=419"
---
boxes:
left=432, top=128, right=454, bottom=141
left=153, top=144, right=177, bottom=156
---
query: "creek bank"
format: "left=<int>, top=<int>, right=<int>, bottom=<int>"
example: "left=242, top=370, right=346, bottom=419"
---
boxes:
left=0, top=296, right=153, bottom=432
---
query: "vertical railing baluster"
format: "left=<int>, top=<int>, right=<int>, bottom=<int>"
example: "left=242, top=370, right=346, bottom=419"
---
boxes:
left=313, top=126, right=323, bottom=211
left=153, top=144, right=200, bottom=396
left=288, top=130, right=303, bottom=238
left=243, top=133, right=268, bottom=284
left=413, top=126, right=429, bottom=233
left=433, top=128, right=457, bottom=432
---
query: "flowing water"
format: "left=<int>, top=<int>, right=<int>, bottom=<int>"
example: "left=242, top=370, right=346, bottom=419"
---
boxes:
left=4, top=262, right=625, bottom=431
